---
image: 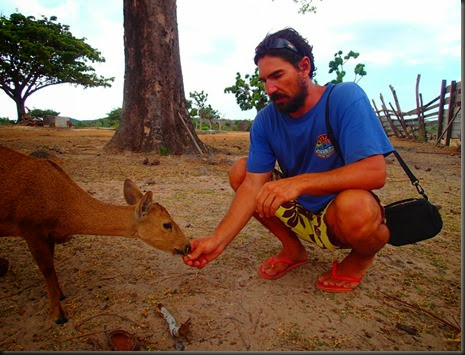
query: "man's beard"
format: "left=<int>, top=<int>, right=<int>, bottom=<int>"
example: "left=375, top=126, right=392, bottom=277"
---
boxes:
left=270, top=79, right=308, bottom=114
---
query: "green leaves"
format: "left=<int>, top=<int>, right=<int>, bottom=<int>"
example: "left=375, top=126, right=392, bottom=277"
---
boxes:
left=328, top=49, right=366, bottom=84
left=294, top=0, right=322, bottom=14
left=272, top=0, right=322, bottom=15
left=224, top=68, right=268, bottom=113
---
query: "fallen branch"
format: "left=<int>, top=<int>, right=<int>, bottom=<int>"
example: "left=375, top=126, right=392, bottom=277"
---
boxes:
left=380, top=291, right=461, bottom=333
left=177, top=112, right=204, bottom=156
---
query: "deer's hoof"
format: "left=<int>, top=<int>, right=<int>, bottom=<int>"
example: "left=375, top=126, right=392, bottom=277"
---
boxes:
left=0, top=258, right=8, bottom=277
left=55, top=315, right=68, bottom=325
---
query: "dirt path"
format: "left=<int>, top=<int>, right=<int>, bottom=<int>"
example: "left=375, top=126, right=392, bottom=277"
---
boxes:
left=0, top=126, right=461, bottom=351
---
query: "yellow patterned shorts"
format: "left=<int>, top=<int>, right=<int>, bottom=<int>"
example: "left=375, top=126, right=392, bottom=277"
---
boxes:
left=275, top=199, right=339, bottom=250
left=272, top=169, right=339, bottom=250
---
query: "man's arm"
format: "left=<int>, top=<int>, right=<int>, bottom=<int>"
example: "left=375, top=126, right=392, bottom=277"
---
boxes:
left=183, top=170, right=272, bottom=269
left=256, top=154, right=386, bottom=218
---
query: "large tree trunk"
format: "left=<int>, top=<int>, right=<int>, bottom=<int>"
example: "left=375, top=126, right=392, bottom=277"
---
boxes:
left=15, top=97, right=26, bottom=123
left=105, top=0, right=209, bottom=155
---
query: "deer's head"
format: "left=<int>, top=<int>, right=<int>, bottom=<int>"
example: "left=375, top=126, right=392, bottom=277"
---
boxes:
left=123, top=179, right=190, bottom=255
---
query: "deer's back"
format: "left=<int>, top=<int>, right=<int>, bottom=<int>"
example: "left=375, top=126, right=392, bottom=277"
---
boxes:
left=0, top=145, right=89, bottom=236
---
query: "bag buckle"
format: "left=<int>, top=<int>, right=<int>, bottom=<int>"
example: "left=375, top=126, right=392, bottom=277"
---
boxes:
left=413, top=181, right=428, bottom=200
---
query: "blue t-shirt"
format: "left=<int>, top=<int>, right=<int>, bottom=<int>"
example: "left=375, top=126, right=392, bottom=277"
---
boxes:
left=247, top=82, right=394, bottom=213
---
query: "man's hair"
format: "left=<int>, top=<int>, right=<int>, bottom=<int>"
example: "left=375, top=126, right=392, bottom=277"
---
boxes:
left=254, top=27, right=316, bottom=79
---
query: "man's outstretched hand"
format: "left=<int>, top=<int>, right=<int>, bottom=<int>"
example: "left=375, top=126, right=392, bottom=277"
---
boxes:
left=182, top=236, right=226, bottom=269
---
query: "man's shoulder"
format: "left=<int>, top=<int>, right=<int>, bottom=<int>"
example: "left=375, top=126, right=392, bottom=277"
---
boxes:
left=332, top=82, right=365, bottom=97
left=330, top=82, right=369, bottom=109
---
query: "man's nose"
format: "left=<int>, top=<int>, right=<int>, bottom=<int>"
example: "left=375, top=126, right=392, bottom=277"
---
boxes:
left=265, top=81, right=278, bottom=96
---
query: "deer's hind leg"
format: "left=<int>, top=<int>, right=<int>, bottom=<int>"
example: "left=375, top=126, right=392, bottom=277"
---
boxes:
left=49, top=239, right=65, bottom=301
left=24, top=233, right=68, bottom=324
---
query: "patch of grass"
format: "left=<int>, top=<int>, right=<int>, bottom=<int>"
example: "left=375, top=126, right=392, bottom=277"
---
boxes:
left=430, top=255, right=448, bottom=274
left=159, top=146, right=170, bottom=156
left=172, top=191, right=187, bottom=200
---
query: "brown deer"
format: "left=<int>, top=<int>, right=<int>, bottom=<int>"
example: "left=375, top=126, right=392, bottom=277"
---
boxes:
left=0, top=145, right=190, bottom=324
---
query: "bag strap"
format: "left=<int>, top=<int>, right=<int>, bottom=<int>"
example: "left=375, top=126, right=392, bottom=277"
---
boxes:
left=391, top=150, right=428, bottom=199
left=324, top=84, right=428, bottom=200
left=325, top=84, right=343, bottom=163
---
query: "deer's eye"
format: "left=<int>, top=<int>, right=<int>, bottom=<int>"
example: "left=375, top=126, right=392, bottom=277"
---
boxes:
left=163, top=222, right=172, bottom=231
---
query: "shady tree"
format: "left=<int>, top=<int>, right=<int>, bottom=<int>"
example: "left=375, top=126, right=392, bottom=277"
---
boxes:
left=105, top=0, right=209, bottom=155
left=0, top=13, right=113, bottom=122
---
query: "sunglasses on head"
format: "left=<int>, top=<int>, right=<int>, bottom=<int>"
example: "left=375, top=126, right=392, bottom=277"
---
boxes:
left=265, top=38, right=301, bottom=56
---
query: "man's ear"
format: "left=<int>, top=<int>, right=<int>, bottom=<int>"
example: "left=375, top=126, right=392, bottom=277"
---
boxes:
left=299, top=56, right=311, bottom=75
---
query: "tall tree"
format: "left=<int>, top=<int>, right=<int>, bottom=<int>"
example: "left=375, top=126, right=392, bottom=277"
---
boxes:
left=189, top=90, right=221, bottom=130
left=105, top=0, right=208, bottom=155
left=0, top=13, right=113, bottom=122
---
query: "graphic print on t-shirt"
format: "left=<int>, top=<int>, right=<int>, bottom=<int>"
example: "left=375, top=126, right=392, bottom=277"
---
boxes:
left=314, top=133, right=335, bottom=159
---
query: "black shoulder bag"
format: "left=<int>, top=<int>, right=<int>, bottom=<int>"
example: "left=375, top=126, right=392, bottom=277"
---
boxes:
left=325, top=85, right=443, bottom=246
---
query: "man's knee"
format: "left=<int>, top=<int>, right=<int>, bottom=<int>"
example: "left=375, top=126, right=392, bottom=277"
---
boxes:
left=229, top=157, right=247, bottom=191
left=330, top=189, right=383, bottom=237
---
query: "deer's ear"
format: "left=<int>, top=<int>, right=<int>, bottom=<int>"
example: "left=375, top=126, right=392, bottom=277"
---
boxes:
left=135, top=191, right=153, bottom=220
left=124, top=179, right=143, bottom=205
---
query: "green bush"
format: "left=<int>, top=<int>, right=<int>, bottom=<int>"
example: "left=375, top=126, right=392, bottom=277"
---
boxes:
left=29, top=108, right=59, bottom=118
left=159, top=146, right=170, bottom=156
left=0, top=117, right=14, bottom=125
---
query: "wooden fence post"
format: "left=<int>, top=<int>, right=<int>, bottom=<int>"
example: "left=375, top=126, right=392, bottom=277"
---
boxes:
left=389, top=85, right=413, bottom=139
left=419, top=93, right=427, bottom=138
left=371, top=99, right=385, bottom=129
left=444, top=80, right=457, bottom=146
left=436, top=80, right=447, bottom=140
left=379, top=94, right=403, bottom=138
left=415, top=74, right=427, bottom=141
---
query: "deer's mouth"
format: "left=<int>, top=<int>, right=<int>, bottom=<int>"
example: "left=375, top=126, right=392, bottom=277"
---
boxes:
left=174, top=245, right=191, bottom=256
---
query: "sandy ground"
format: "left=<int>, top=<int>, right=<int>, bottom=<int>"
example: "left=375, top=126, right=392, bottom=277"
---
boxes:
left=0, top=125, right=461, bottom=351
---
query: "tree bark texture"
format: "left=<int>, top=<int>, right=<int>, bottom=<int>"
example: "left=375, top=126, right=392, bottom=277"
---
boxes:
left=105, top=0, right=208, bottom=154
left=15, top=98, right=26, bottom=122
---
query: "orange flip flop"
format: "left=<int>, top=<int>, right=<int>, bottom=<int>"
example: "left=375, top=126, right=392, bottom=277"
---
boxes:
left=315, top=261, right=362, bottom=293
left=258, top=256, right=308, bottom=280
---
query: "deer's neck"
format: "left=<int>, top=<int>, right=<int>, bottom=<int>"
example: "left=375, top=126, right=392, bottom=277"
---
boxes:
left=69, top=199, right=137, bottom=237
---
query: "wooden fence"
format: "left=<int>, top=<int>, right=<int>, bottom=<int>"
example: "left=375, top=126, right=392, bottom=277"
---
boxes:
left=371, top=75, right=461, bottom=146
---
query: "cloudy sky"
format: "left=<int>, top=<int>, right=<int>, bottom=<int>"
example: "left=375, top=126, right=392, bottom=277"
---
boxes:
left=0, top=0, right=461, bottom=121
